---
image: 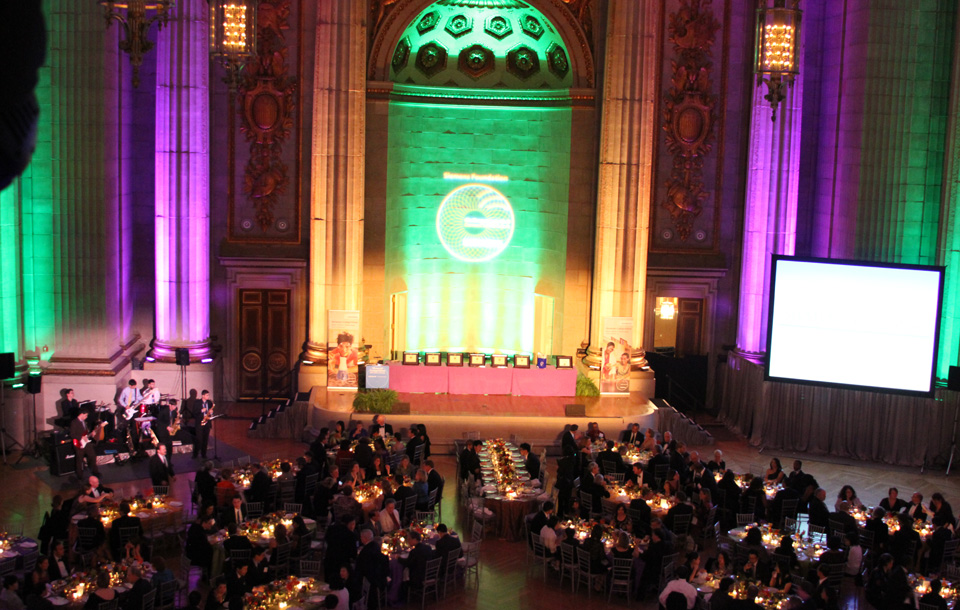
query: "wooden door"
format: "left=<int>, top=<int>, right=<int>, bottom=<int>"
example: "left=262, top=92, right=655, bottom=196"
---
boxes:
left=238, top=289, right=291, bottom=399
left=675, top=298, right=703, bottom=357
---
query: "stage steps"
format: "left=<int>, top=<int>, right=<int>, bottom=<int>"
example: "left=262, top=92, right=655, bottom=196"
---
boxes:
left=247, top=393, right=312, bottom=439
left=652, top=398, right=715, bottom=446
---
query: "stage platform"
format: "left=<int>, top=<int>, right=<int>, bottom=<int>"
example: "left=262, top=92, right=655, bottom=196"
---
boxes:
left=306, top=387, right=659, bottom=456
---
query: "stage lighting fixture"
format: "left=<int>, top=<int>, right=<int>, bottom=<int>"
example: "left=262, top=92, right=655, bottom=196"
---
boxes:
left=403, top=352, right=420, bottom=365
left=425, top=353, right=441, bottom=366
left=447, top=353, right=464, bottom=367
left=555, top=356, right=573, bottom=369
left=514, top=354, right=531, bottom=368
left=469, top=354, right=485, bottom=367
left=491, top=354, right=508, bottom=368
left=200, top=357, right=214, bottom=364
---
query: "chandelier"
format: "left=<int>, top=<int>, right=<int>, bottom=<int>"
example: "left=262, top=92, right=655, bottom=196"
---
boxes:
left=209, top=0, right=258, bottom=89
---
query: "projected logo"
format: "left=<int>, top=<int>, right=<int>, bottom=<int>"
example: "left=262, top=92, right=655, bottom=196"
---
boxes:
left=436, top=184, right=515, bottom=262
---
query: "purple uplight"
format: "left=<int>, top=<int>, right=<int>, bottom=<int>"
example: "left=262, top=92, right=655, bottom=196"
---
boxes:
left=735, top=75, right=803, bottom=354
left=153, top=0, right=212, bottom=361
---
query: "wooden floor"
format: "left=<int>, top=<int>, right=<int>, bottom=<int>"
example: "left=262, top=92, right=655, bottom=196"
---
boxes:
left=3, top=404, right=960, bottom=610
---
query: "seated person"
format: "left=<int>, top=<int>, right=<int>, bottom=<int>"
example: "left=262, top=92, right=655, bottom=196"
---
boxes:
left=223, top=523, right=253, bottom=554
left=920, top=579, right=950, bottom=610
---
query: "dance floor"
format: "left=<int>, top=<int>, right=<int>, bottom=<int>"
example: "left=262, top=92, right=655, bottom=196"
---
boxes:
left=2, top=402, right=959, bottom=610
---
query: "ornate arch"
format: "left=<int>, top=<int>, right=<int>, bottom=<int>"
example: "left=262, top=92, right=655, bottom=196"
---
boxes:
left=368, top=0, right=595, bottom=89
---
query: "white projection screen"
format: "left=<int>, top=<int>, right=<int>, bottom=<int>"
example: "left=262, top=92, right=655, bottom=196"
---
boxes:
left=765, top=256, right=945, bottom=396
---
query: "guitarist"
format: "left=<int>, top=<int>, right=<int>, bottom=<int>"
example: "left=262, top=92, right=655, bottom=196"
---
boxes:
left=117, top=378, right=141, bottom=451
left=192, top=390, right=214, bottom=459
left=70, top=408, right=102, bottom=479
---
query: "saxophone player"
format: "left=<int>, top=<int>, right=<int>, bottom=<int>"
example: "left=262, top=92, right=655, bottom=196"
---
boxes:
left=155, top=399, right=181, bottom=458
left=192, top=390, right=214, bottom=459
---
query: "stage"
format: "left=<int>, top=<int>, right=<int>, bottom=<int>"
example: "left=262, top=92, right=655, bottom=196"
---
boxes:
left=306, top=387, right=659, bottom=455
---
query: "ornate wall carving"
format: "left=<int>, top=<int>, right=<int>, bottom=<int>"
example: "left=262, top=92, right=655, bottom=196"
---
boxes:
left=656, top=0, right=720, bottom=246
left=230, top=0, right=300, bottom=242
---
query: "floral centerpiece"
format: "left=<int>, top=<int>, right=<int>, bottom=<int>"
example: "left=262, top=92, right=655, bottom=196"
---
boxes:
left=245, top=576, right=315, bottom=610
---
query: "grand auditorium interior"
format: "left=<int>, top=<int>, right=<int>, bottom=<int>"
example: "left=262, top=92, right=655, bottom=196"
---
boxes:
left=2, top=0, right=960, bottom=609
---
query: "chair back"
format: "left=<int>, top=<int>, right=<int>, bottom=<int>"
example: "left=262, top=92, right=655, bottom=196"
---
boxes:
left=152, top=485, right=169, bottom=497
left=246, top=502, right=264, bottom=519
left=19, top=549, right=39, bottom=574
left=279, top=480, right=296, bottom=503
left=99, top=599, right=119, bottom=610
left=304, top=473, right=319, bottom=496
left=298, top=559, right=321, bottom=578
left=576, top=547, right=591, bottom=573
left=141, top=587, right=157, bottom=610
left=78, top=526, right=99, bottom=549
left=579, top=491, right=593, bottom=514
left=427, top=488, right=438, bottom=510
left=118, top=526, right=141, bottom=545
left=736, top=513, right=755, bottom=527
left=229, top=549, right=252, bottom=564
left=157, top=579, right=178, bottom=610
left=672, top=513, right=692, bottom=535
left=0, top=557, right=16, bottom=576
left=471, top=520, right=484, bottom=543
left=413, top=444, right=425, bottom=466
left=424, top=556, right=442, bottom=583
left=611, top=557, right=632, bottom=581
left=602, top=460, right=617, bottom=475
left=283, top=503, right=303, bottom=515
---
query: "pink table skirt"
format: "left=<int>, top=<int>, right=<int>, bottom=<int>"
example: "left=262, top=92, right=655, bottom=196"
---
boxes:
left=510, top=367, right=577, bottom=396
left=389, top=365, right=449, bottom=393
left=447, top=366, right=513, bottom=394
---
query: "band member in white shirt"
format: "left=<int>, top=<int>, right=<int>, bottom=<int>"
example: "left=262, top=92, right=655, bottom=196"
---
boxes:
left=140, top=379, right=160, bottom=416
left=117, top=379, right=141, bottom=450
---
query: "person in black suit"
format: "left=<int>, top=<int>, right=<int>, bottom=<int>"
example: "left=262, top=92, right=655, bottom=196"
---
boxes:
left=405, top=426, right=423, bottom=463
left=369, top=415, right=393, bottom=439
left=664, top=491, right=694, bottom=532
left=77, top=507, right=107, bottom=556
left=185, top=516, right=216, bottom=573
left=828, top=502, right=858, bottom=537
left=121, top=565, right=153, bottom=610
left=920, top=579, right=950, bottom=610
left=296, top=452, right=320, bottom=504
left=222, top=496, right=247, bottom=528
left=905, top=492, right=929, bottom=523
left=148, top=444, right=174, bottom=487
left=192, top=390, right=214, bottom=459
left=225, top=562, right=252, bottom=610
left=519, top=443, right=540, bottom=480
left=154, top=400, right=180, bottom=457
left=61, top=388, right=80, bottom=420
left=248, top=463, right=272, bottom=505
left=424, top=460, right=443, bottom=496
left=629, top=488, right=654, bottom=536
left=928, top=515, right=952, bottom=574
left=625, top=462, right=649, bottom=488
left=400, top=530, right=434, bottom=590
left=194, top=462, right=218, bottom=507
left=528, top=502, right=554, bottom=547
left=70, top=410, right=101, bottom=478
left=561, top=424, right=579, bottom=458
left=597, top=440, right=625, bottom=474
left=620, top=423, right=643, bottom=446
left=108, top=502, right=144, bottom=559
left=223, top=523, right=253, bottom=555
left=323, top=514, right=359, bottom=583
left=808, top=488, right=830, bottom=528
left=354, top=529, right=388, bottom=608
left=646, top=444, right=670, bottom=476
left=49, top=540, right=71, bottom=580
left=459, top=441, right=480, bottom=481
left=879, top=487, right=907, bottom=513
left=392, top=474, right=416, bottom=521
left=39, top=495, right=71, bottom=555
left=433, top=523, right=461, bottom=575
left=248, top=546, right=271, bottom=587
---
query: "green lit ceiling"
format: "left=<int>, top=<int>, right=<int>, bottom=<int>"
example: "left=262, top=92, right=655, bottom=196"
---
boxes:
left=391, top=0, right=572, bottom=89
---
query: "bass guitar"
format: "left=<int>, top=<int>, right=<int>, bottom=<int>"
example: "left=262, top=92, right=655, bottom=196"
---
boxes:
left=74, top=421, right=107, bottom=449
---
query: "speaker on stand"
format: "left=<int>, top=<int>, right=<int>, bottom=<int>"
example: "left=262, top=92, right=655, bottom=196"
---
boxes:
left=175, top=348, right=190, bottom=403
left=16, top=373, right=42, bottom=463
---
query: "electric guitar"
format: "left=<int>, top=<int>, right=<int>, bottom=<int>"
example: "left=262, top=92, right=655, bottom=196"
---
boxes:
left=121, top=397, right=144, bottom=420
left=74, top=422, right=107, bottom=449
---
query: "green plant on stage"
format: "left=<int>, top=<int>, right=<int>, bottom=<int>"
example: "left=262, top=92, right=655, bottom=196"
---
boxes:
left=353, top=389, right=399, bottom=413
left=576, top=373, right=599, bottom=397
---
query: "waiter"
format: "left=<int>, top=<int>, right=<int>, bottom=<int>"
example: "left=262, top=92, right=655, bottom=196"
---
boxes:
left=70, top=409, right=101, bottom=479
left=192, top=390, right=214, bottom=459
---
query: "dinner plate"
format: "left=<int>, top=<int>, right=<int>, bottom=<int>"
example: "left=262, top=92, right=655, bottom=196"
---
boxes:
left=155, top=508, right=168, bottom=514
left=308, top=596, right=324, bottom=604
left=168, top=501, right=183, bottom=507
left=49, top=597, right=69, bottom=606
left=19, top=540, right=37, bottom=548
left=697, top=584, right=716, bottom=593
left=136, top=512, right=150, bottom=519
left=115, top=584, right=131, bottom=592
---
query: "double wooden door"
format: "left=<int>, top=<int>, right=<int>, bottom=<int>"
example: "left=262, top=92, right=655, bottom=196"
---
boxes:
left=238, top=289, right=291, bottom=399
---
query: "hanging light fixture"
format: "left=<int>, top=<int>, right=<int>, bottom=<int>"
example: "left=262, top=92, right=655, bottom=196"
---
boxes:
left=659, top=299, right=677, bottom=321
left=209, top=0, right=258, bottom=89
left=754, top=0, right=802, bottom=121
left=101, top=0, right=175, bottom=88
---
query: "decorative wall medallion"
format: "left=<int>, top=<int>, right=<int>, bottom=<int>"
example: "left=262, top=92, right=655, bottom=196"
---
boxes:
left=417, top=9, right=441, bottom=35
left=520, top=14, right=544, bottom=39
left=393, top=36, right=411, bottom=72
left=458, top=44, right=494, bottom=80
left=507, top=45, right=540, bottom=80
left=484, top=15, right=512, bottom=39
left=237, top=0, right=297, bottom=233
left=445, top=14, right=473, bottom=38
left=547, top=42, right=569, bottom=79
left=661, top=0, right=720, bottom=241
left=416, top=42, right=448, bottom=77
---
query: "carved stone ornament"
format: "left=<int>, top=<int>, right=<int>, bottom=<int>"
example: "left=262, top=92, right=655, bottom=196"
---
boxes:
left=237, top=0, right=297, bottom=232
left=661, top=0, right=719, bottom=241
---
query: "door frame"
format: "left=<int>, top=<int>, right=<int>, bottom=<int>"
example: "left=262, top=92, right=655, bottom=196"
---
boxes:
left=220, top=258, right=306, bottom=402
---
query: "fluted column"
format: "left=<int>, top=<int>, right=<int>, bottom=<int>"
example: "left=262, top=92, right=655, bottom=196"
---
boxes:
left=305, top=0, right=366, bottom=363
left=16, top=1, right=120, bottom=361
left=152, top=0, right=212, bottom=361
left=0, top=182, right=24, bottom=360
left=587, top=0, right=660, bottom=362
left=735, top=74, right=804, bottom=355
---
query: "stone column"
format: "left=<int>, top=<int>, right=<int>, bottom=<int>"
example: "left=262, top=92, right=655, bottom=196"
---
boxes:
left=305, top=0, right=366, bottom=365
left=734, top=75, right=803, bottom=356
left=152, top=0, right=212, bottom=361
left=587, top=0, right=660, bottom=364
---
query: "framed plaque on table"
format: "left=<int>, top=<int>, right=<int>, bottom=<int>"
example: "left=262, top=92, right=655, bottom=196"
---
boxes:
left=402, top=352, right=419, bottom=365
left=469, top=353, right=485, bottom=367
left=555, top=355, right=573, bottom=369
left=447, top=353, right=464, bottom=367
left=514, top=354, right=531, bottom=368
left=424, top=353, right=441, bottom=366
left=491, top=354, right=508, bottom=368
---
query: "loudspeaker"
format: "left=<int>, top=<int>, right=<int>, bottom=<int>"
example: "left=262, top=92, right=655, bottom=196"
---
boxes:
left=564, top=404, right=585, bottom=417
left=175, top=348, right=190, bottom=366
left=26, top=374, right=41, bottom=394
left=949, top=366, right=960, bottom=392
left=0, top=352, right=14, bottom=379
left=50, top=440, right=76, bottom=477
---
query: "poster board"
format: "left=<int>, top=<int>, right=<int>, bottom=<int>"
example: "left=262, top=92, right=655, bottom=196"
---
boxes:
left=328, top=310, right=360, bottom=390
left=600, top=317, right=633, bottom=395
